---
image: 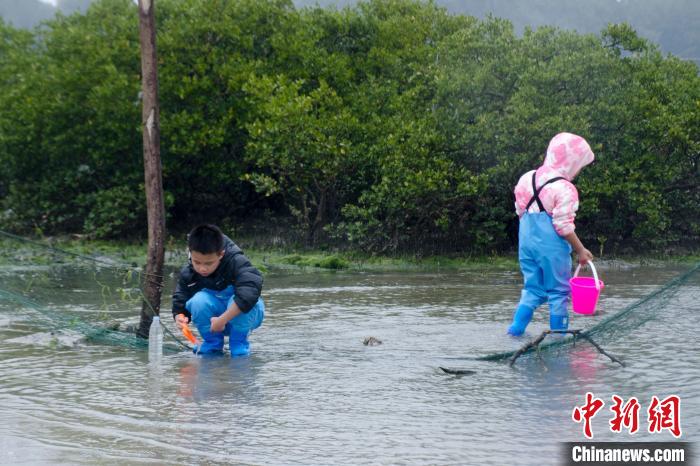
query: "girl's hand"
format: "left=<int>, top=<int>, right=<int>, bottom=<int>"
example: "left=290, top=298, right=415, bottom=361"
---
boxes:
left=577, top=248, right=594, bottom=265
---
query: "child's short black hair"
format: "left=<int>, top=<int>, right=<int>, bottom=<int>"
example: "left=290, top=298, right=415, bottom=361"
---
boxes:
left=188, top=224, right=224, bottom=254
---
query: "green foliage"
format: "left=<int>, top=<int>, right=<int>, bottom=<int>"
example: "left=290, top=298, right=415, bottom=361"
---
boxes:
left=156, top=0, right=301, bottom=223
left=81, top=184, right=142, bottom=239
left=280, top=253, right=349, bottom=269
left=81, top=184, right=174, bottom=239
left=0, top=0, right=142, bottom=233
left=1, top=0, right=699, bottom=255
left=340, top=116, right=486, bottom=253
left=244, top=75, right=360, bottom=244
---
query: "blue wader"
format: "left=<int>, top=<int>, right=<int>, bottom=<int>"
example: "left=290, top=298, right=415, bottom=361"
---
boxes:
left=508, top=173, right=571, bottom=336
left=186, top=285, right=265, bottom=356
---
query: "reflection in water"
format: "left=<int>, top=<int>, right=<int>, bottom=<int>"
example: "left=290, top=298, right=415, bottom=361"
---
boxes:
left=0, top=263, right=697, bottom=465
left=176, top=355, right=259, bottom=403
left=147, top=358, right=165, bottom=400
left=568, top=345, right=601, bottom=381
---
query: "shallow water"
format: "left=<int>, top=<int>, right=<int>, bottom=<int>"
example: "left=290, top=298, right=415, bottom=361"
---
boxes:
left=0, top=261, right=698, bottom=465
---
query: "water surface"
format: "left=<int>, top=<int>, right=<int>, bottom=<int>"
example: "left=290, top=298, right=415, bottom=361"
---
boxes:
left=0, top=262, right=697, bottom=465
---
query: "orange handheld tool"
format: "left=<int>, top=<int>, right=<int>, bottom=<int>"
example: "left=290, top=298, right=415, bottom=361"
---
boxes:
left=181, top=325, right=198, bottom=345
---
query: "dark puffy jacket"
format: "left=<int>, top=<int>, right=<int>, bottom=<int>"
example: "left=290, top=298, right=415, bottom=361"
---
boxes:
left=171, top=235, right=263, bottom=321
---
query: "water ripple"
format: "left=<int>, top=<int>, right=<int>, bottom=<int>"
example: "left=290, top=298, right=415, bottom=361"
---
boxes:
left=0, top=265, right=697, bottom=464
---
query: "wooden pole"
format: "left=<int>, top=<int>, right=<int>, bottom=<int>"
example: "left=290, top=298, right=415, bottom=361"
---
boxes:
left=136, top=0, right=166, bottom=338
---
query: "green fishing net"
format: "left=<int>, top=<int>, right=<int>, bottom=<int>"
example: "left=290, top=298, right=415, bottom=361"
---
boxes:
left=0, top=231, right=186, bottom=352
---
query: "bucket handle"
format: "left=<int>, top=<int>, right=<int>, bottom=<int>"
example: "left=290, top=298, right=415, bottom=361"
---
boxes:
left=573, top=260, right=601, bottom=290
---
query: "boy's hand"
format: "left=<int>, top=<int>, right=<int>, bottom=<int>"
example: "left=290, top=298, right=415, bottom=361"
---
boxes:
left=209, top=303, right=242, bottom=333
left=210, top=316, right=227, bottom=333
left=577, top=248, right=594, bottom=265
left=175, top=313, right=189, bottom=330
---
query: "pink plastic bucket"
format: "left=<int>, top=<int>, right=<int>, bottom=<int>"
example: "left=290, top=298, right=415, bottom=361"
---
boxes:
left=570, top=260, right=604, bottom=315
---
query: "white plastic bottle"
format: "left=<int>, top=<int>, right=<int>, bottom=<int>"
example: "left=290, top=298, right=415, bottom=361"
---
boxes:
left=148, top=316, right=163, bottom=362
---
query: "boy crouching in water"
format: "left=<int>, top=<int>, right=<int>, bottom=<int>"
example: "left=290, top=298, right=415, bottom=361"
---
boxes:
left=172, top=224, right=264, bottom=356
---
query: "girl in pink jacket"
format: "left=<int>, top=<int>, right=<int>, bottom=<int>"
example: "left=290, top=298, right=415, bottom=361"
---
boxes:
left=507, top=133, right=595, bottom=336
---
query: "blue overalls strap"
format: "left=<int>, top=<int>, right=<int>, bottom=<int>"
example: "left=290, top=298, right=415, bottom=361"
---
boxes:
left=525, top=172, right=566, bottom=212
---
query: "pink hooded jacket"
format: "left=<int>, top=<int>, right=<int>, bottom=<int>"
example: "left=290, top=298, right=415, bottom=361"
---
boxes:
left=514, top=133, right=595, bottom=236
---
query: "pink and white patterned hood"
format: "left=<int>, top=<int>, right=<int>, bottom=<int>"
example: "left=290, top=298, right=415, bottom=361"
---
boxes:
left=514, top=133, right=595, bottom=236
left=542, top=132, right=595, bottom=181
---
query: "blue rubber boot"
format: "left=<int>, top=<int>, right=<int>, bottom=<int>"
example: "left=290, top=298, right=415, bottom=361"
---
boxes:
left=229, top=330, right=250, bottom=357
left=550, top=313, right=569, bottom=332
left=508, top=305, right=535, bottom=336
left=192, top=331, right=224, bottom=355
